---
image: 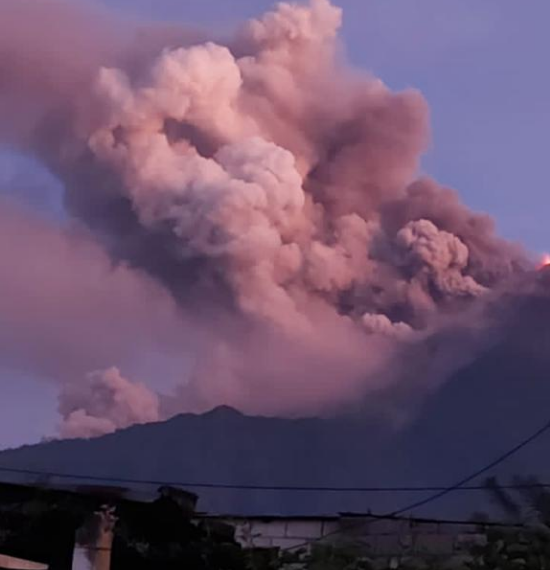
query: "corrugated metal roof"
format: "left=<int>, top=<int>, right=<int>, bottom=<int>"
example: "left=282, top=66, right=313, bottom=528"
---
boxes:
left=199, top=511, right=523, bottom=528
left=0, top=479, right=197, bottom=506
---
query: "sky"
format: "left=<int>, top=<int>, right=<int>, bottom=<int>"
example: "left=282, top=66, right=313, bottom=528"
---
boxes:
left=0, top=0, right=549, bottom=449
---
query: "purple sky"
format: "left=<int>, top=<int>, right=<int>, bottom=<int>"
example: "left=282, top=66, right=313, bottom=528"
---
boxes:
left=1, top=0, right=549, bottom=449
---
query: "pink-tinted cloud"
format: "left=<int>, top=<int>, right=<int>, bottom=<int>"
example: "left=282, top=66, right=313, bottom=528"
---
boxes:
left=0, top=0, right=530, bottom=436
left=0, top=200, right=187, bottom=384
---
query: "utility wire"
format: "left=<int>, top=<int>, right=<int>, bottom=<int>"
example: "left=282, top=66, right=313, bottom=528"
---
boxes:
left=0, top=464, right=550, bottom=493
left=1, top=417, right=549, bottom=554
left=281, top=416, right=550, bottom=552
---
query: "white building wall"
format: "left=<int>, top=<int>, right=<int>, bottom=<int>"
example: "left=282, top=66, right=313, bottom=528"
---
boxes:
left=218, top=517, right=491, bottom=557
left=226, top=519, right=335, bottom=550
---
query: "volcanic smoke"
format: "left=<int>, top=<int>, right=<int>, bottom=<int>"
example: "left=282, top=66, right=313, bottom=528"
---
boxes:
left=0, top=0, right=529, bottom=438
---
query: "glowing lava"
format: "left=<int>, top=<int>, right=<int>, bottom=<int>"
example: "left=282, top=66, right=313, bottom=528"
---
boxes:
left=538, top=253, right=550, bottom=269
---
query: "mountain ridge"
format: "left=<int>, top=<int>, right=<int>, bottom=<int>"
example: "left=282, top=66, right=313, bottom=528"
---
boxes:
left=2, top=283, right=550, bottom=518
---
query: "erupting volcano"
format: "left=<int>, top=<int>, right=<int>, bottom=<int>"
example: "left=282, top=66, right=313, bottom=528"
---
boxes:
left=0, top=0, right=536, bottom=439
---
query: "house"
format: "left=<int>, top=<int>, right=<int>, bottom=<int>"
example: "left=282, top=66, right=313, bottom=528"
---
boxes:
left=0, top=479, right=240, bottom=570
left=199, top=511, right=521, bottom=557
left=0, top=477, right=523, bottom=564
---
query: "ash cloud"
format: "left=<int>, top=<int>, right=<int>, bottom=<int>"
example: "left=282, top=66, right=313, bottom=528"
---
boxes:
left=0, top=199, right=191, bottom=384
left=0, top=0, right=530, bottom=437
left=59, top=367, right=160, bottom=438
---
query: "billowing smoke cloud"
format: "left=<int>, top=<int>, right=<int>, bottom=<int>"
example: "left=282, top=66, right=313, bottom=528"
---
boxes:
left=396, top=219, right=487, bottom=298
left=0, top=0, right=529, bottom=438
left=362, top=314, right=413, bottom=340
left=59, top=367, right=160, bottom=438
left=0, top=199, right=190, bottom=382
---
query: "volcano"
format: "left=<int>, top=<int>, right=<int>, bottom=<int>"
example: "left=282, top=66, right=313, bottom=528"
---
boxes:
left=1, top=283, right=550, bottom=520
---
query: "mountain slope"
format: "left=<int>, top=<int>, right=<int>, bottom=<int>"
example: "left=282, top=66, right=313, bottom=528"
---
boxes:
left=2, top=284, right=550, bottom=518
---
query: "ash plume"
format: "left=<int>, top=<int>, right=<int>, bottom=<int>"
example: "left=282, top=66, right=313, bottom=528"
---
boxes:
left=0, top=0, right=530, bottom=437
left=0, top=199, right=192, bottom=383
left=59, top=367, right=160, bottom=438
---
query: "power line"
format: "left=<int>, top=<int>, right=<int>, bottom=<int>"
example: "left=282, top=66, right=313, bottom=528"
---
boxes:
left=0, top=464, right=550, bottom=493
left=1, top=417, right=549, bottom=554
left=281, top=415, right=550, bottom=552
